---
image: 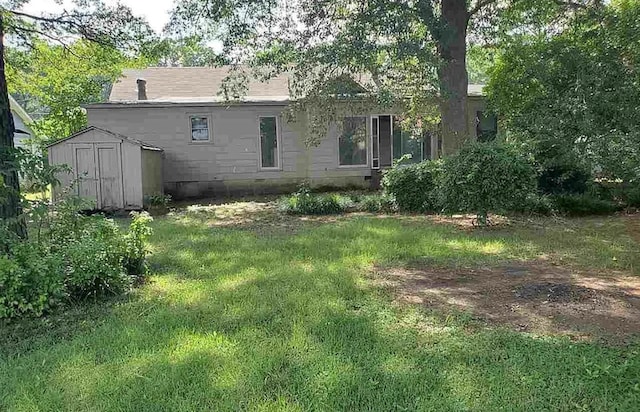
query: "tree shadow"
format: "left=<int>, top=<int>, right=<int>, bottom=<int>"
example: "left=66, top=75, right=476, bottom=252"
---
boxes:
left=2, top=213, right=640, bottom=410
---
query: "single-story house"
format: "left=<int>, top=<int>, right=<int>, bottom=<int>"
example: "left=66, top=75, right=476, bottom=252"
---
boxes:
left=51, top=67, right=498, bottom=205
left=10, top=95, right=35, bottom=150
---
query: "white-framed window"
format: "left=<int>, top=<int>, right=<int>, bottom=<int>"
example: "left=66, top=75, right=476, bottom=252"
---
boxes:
left=189, top=115, right=210, bottom=142
left=338, top=116, right=368, bottom=167
left=259, top=116, right=280, bottom=169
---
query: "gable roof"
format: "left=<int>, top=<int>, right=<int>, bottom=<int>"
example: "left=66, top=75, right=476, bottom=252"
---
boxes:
left=108, top=66, right=486, bottom=104
left=46, top=125, right=163, bottom=151
left=110, top=67, right=291, bottom=103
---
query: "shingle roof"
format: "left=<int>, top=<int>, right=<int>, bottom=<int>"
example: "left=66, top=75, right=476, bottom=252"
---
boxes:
left=109, top=67, right=291, bottom=102
left=108, top=66, right=486, bottom=103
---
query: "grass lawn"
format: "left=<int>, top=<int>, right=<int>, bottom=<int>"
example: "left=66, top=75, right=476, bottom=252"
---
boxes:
left=1, top=202, right=640, bottom=411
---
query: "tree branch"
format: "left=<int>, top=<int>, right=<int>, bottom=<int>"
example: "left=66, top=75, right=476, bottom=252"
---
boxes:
left=468, top=0, right=500, bottom=17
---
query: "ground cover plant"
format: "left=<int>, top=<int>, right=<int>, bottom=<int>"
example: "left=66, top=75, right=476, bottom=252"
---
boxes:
left=1, top=200, right=639, bottom=411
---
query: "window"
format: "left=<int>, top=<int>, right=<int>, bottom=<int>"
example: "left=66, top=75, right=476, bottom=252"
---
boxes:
left=392, top=117, right=424, bottom=164
left=259, top=116, right=279, bottom=169
left=339, top=117, right=367, bottom=166
left=476, top=111, right=498, bottom=142
left=190, top=116, right=210, bottom=141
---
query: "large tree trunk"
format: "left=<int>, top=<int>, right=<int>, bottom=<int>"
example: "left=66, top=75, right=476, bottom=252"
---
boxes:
left=0, top=14, right=27, bottom=240
left=437, top=0, right=469, bottom=156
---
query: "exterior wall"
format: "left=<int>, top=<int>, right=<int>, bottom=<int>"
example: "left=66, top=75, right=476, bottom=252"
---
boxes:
left=141, top=149, right=164, bottom=199
left=12, top=111, right=34, bottom=149
left=86, top=98, right=491, bottom=199
left=48, top=128, right=144, bottom=209
left=87, top=105, right=372, bottom=198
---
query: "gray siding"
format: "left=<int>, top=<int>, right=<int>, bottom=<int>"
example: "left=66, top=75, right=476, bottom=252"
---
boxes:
left=48, top=128, right=147, bottom=209
left=87, top=105, right=372, bottom=197
left=141, top=149, right=163, bottom=199
left=86, top=99, right=491, bottom=198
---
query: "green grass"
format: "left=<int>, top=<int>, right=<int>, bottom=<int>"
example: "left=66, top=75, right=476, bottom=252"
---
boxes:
left=1, top=207, right=640, bottom=411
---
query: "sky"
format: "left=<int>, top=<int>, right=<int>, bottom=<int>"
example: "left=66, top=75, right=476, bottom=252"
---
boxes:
left=20, top=0, right=174, bottom=34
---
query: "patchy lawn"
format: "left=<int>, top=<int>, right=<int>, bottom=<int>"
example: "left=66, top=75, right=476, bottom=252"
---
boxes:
left=1, top=200, right=640, bottom=411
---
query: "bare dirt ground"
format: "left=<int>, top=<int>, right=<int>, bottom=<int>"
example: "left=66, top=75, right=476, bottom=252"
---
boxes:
left=374, top=262, right=640, bottom=343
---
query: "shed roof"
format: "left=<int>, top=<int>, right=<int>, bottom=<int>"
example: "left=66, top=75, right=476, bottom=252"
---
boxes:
left=107, top=66, right=486, bottom=104
left=46, top=126, right=163, bottom=151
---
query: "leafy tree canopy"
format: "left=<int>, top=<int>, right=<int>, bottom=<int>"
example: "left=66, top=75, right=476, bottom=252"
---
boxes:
left=6, top=40, right=139, bottom=143
left=168, top=0, right=600, bottom=148
left=486, top=0, right=640, bottom=180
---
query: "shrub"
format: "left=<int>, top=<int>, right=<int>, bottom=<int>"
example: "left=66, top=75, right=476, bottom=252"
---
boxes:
left=123, top=212, right=154, bottom=279
left=1, top=197, right=154, bottom=318
left=279, top=185, right=347, bottom=215
left=382, top=160, right=443, bottom=212
left=0, top=243, right=65, bottom=319
left=552, top=194, right=620, bottom=216
left=519, top=193, right=556, bottom=215
left=538, top=161, right=592, bottom=195
left=356, top=194, right=396, bottom=213
left=439, top=142, right=537, bottom=224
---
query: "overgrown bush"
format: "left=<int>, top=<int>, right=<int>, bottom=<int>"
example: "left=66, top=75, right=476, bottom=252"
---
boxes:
left=552, top=194, right=620, bottom=216
left=439, top=142, right=537, bottom=224
left=382, top=160, right=443, bottom=212
left=356, top=194, right=396, bottom=213
left=0, top=243, right=65, bottom=319
left=279, top=185, right=347, bottom=215
left=0, top=197, right=153, bottom=318
left=538, top=161, right=592, bottom=195
left=279, top=185, right=395, bottom=215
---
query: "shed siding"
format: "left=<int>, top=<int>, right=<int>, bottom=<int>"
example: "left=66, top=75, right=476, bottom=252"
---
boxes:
left=47, top=127, right=149, bottom=210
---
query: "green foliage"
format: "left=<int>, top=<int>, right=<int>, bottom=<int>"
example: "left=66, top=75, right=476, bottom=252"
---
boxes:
left=144, top=193, right=172, bottom=208
left=487, top=3, right=640, bottom=181
left=552, top=194, right=621, bottom=217
left=623, top=184, right=640, bottom=208
left=6, top=40, right=141, bottom=142
left=538, top=161, right=592, bottom=195
left=59, top=218, right=131, bottom=300
left=356, top=194, right=396, bottom=213
left=279, top=185, right=346, bottom=215
left=439, top=142, right=537, bottom=224
left=123, top=212, right=154, bottom=279
left=149, top=36, right=228, bottom=67
left=279, top=185, right=396, bottom=215
left=0, top=193, right=154, bottom=319
left=0, top=243, right=65, bottom=319
left=382, top=160, right=443, bottom=213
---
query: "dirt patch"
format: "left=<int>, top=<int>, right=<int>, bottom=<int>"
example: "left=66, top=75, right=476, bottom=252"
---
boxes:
left=374, top=262, right=640, bottom=342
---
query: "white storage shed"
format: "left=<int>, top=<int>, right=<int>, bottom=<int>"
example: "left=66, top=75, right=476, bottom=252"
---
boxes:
left=47, top=126, right=163, bottom=210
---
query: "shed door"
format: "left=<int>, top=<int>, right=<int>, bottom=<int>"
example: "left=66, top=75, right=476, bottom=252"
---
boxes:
left=96, top=143, right=124, bottom=210
left=73, top=144, right=98, bottom=204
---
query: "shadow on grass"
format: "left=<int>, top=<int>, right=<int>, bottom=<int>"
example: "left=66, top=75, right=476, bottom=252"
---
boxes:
left=1, top=214, right=639, bottom=410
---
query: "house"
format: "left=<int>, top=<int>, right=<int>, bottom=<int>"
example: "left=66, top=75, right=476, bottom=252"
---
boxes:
left=10, top=95, right=35, bottom=150
left=53, top=67, right=497, bottom=203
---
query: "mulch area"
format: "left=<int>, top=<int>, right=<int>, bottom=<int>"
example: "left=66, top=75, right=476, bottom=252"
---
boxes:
left=374, top=261, right=640, bottom=343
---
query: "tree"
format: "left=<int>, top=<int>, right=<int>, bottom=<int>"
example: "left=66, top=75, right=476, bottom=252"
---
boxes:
left=151, top=36, right=228, bottom=67
left=169, top=0, right=601, bottom=153
left=486, top=1, right=640, bottom=180
left=0, top=1, right=154, bottom=238
left=6, top=40, right=137, bottom=143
